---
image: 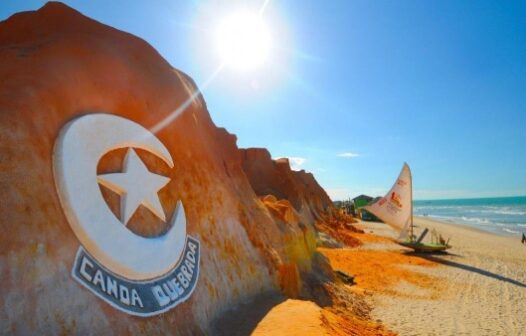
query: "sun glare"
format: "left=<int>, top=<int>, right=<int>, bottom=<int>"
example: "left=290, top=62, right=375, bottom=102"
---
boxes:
left=216, top=11, right=271, bottom=71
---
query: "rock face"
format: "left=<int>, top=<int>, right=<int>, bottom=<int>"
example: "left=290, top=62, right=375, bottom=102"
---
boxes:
left=0, top=2, right=332, bottom=335
left=240, top=148, right=332, bottom=219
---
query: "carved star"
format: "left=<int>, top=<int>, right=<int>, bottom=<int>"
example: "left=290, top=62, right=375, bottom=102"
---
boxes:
left=97, top=148, right=170, bottom=225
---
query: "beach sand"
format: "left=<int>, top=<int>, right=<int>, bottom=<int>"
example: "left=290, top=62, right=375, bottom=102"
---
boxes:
left=216, top=216, right=526, bottom=335
left=359, top=217, right=526, bottom=336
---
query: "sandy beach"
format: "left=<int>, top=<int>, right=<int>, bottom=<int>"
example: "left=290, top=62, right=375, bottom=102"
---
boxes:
left=217, top=216, right=526, bottom=335
left=357, top=217, right=526, bottom=336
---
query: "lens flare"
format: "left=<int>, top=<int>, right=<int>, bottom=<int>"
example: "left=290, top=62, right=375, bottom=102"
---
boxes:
left=216, top=11, right=271, bottom=71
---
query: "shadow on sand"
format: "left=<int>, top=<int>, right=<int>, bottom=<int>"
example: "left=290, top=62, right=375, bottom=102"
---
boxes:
left=209, top=292, right=286, bottom=336
left=408, top=252, right=526, bottom=288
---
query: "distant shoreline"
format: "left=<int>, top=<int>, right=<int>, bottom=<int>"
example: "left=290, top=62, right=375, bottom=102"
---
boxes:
left=412, top=196, right=526, bottom=236
left=413, top=215, right=520, bottom=237
left=413, top=195, right=526, bottom=203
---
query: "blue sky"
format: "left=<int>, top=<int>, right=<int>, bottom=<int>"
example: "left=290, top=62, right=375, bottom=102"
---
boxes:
left=2, top=1, right=526, bottom=200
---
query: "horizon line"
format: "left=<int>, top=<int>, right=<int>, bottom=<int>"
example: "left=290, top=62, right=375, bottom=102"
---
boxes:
left=333, top=194, right=526, bottom=202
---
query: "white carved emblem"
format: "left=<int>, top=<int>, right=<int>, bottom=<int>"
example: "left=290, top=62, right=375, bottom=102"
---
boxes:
left=53, top=114, right=200, bottom=316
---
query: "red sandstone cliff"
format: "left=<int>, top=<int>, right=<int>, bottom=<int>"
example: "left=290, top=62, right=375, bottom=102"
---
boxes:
left=240, top=148, right=332, bottom=219
left=0, top=2, right=333, bottom=334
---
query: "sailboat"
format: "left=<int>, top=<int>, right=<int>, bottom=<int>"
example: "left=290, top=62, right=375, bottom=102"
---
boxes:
left=363, top=163, right=451, bottom=253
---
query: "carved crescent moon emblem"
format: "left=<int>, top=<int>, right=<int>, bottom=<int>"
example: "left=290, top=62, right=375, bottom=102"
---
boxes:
left=53, top=114, right=186, bottom=281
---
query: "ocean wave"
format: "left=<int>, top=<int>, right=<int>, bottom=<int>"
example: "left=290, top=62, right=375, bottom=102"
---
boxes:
left=426, top=215, right=490, bottom=226
left=415, top=202, right=526, bottom=235
left=492, top=209, right=526, bottom=216
left=502, top=228, right=521, bottom=234
left=423, top=215, right=525, bottom=235
left=415, top=205, right=526, bottom=216
left=459, top=216, right=491, bottom=225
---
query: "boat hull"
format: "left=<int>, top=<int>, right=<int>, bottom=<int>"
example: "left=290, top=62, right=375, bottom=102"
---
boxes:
left=398, top=241, right=451, bottom=253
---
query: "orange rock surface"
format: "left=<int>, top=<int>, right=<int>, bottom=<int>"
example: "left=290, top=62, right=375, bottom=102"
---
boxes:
left=316, top=209, right=365, bottom=248
left=251, top=298, right=395, bottom=336
left=248, top=283, right=396, bottom=335
left=320, top=248, right=440, bottom=298
left=0, top=2, right=333, bottom=334
left=241, top=148, right=332, bottom=217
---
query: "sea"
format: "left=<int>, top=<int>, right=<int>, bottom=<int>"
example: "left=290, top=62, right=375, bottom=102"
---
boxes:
left=413, top=196, right=526, bottom=236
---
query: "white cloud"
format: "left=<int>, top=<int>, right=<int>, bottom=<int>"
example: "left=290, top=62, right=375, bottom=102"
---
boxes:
left=337, top=152, right=360, bottom=158
left=325, top=188, right=353, bottom=201
left=276, top=157, right=306, bottom=171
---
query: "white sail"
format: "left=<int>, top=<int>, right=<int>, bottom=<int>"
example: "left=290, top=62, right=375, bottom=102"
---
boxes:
left=364, top=163, right=413, bottom=238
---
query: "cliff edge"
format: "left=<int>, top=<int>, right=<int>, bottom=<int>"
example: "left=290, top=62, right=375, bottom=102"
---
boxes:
left=0, top=2, right=333, bottom=334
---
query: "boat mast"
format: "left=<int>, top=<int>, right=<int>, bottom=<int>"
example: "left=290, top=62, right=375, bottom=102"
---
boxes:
left=409, top=164, right=414, bottom=242
left=410, top=199, right=414, bottom=241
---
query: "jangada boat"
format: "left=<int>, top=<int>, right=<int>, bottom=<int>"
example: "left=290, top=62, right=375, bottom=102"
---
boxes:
left=364, top=163, right=451, bottom=253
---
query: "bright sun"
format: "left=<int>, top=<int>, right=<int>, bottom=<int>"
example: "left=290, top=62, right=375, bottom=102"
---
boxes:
left=216, top=11, right=271, bottom=71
